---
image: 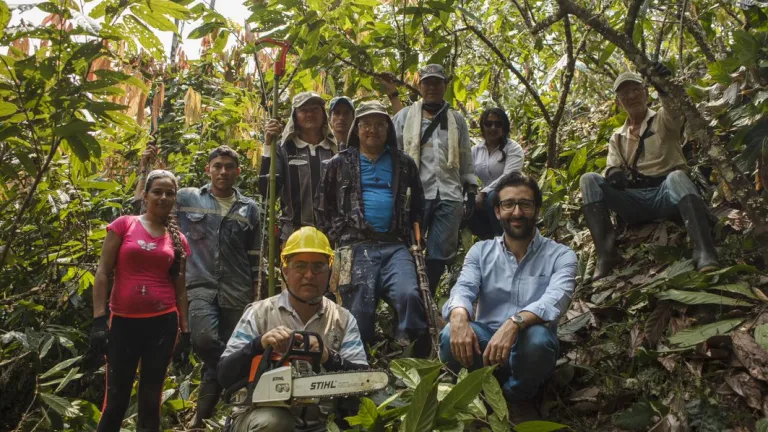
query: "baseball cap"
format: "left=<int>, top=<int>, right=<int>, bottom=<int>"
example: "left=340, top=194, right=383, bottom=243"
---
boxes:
left=613, top=72, right=644, bottom=92
left=354, top=101, right=389, bottom=119
left=329, top=96, right=355, bottom=112
left=292, top=91, right=325, bottom=108
left=419, top=64, right=447, bottom=82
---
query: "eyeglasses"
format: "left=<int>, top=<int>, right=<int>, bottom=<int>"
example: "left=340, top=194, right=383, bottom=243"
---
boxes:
left=483, top=121, right=503, bottom=129
left=616, top=87, right=644, bottom=100
left=358, top=122, right=388, bottom=132
left=498, top=198, right=536, bottom=212
left=286, top=260, right=330, bottom=274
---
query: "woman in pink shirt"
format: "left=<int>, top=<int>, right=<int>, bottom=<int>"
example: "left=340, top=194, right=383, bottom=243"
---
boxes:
left=89, top=170, right=191, bottom=432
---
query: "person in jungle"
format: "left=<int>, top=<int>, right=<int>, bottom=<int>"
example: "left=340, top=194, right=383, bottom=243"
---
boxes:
left=136, top=146, right=263, bottom=426
left=440, top=172, right=577, bottom=422
left=260, top=92, right=337, bottom=244
left=468, top=107, right=525, bottom=240
left=392, top=63, right=478, bottom=295
left=90, top=170, right=192, bottom=432
left=218, top=227, right=368, bottom=432
left=316, top=100, right=431, bottom=357
left=579, top=66, right=720, bottom=282
left=328, top=96, right=355, bottom=151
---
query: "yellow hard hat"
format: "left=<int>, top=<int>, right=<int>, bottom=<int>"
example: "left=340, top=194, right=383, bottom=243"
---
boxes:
left=280, top=227, right=334, bottom=267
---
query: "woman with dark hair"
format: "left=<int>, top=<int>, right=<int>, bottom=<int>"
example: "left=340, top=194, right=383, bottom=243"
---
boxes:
left=470, top=108, right=525, bottom=239
left=90, top=170, right=192, bottom=432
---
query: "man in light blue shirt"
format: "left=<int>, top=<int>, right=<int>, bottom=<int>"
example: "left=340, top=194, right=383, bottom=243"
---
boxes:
left=440, top=172, right=577, bottom=418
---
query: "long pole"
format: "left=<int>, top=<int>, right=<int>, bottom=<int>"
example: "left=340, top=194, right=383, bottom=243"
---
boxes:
left=267, top=74, right=280, bottom=297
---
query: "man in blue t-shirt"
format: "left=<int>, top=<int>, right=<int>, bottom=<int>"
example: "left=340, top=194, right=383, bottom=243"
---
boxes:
left=316, top=101, right=430, bottom=357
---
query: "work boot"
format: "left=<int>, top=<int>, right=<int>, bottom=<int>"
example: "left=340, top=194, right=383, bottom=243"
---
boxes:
left=582, top=202, right=621, bottom=281
left=677, top=194, right=720, bottom=272
left=188, top=376, right=222, bottom=428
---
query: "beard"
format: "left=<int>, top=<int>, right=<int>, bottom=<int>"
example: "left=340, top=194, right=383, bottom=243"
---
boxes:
left=501, top=215, right=536, bottom=239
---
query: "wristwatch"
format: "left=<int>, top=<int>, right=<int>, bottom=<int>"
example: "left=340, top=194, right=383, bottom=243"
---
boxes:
left=509, top=313, right=525, bottom=329
left=388, top=90, right=400, bottom=98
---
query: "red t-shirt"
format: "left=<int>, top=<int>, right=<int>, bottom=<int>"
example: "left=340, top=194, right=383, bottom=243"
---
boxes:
left=107, top=215, right=191, bottom=317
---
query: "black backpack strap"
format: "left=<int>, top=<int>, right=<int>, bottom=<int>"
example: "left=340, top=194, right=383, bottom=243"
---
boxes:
left=420, top=108, right=448, bottom=147
left=629, top=114, right=657, bottom=173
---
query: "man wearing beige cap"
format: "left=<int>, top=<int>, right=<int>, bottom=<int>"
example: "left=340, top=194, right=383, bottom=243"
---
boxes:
left=580, top=65, right=719, bottom=281
left=317, top=101, right=430, bottom=356
left=392, top=64, right=478, bottom=295
left=261, top=92, right=337, bottom=243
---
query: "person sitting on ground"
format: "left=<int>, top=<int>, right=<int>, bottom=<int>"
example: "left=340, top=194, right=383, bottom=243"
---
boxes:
left=316, top=101, right=430, bottom=357
left=91, top=170, right=192, bottom=432
left=440, top=172, right=577, bottom=422
left=261, top=92, right=336, bottom=244
left=579, top=66, right=719, bottom=282
left=218, top=227, right=368, bottom=432
left=469, top=107, right=525, bottom=239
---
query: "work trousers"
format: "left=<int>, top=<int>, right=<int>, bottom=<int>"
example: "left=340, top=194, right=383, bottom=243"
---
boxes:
left=439, top=322, right=558, bottom=402
left=97, top=311, right=178, bottom=432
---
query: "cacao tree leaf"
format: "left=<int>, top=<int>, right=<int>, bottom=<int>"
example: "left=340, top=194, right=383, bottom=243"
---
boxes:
left=514, top=420, right=572, bottom=431
left=400, top=369, right=439, bottom=432
left=436, top=366, right=494, bottom=419
left=655, top=289, right=753, bottom=306
left=668, top=319, right=744, bottom=347
left=39, top=392, right=80, bottom=417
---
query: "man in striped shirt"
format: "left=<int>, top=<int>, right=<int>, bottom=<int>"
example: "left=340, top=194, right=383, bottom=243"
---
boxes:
left=218, top=227, right=367, bottom=432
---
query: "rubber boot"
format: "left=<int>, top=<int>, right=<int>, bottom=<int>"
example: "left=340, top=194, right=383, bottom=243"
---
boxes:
left=582, top=202, right=621, bottom=281
left=188, top=376, right=222, bottom=428
left=677, top=194, right=720, bottom=272
left=425, top=260, right=445, bottom=296
left=410, top=332, right=433, bottom=359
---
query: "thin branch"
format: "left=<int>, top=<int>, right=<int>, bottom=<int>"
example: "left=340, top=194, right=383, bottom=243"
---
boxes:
left=653, top=6, right=671, bottom=61
left=679, top=0, right=688, bottom=67
left=510, top=0, right=534, bottom=29
left=0, top=287, right=43, bottom=306
left=683, top=16, right=717, bottom=62
left=466, top=21, right=552, bottom=126
left=329, top=50, right=421, bottom=96
left=624, top=0, right=644, bottom=38
left=531, top=9, right=566, bottom=35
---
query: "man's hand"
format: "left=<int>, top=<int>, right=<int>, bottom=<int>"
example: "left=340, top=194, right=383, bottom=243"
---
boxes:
left=449, top=309, right=481, bottom=368
left=260, top=326, right=295, bottom=353
left=606, top=169, right=628, bottom=191
left=264, top=119, right=284, bottom=145
left=653, top=62, right=673, bottom=78
left=307, top=334, right=330, bottom=364
left=475, top=192, right=486, bottom=211
left=377, top=72, right=398, bottom=96
left=482, top=319, right=519, bottom=366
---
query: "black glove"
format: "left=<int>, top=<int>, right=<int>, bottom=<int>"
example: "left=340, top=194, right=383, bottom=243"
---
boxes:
left=173, top=331, right=192, bottom=366
left=88, top=315, right=109, bottom=358
left=463, top=190, right=476, bottom=221
left=653, top=62, right=673, bottom=78
left=607, top=169, right=628, bottom=191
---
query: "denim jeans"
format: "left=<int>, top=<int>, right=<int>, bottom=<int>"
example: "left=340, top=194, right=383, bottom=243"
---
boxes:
left=423, top=196, right=464, bottom=263
left=188, top=289, right=244, bottom=385
left=579, top=170, right=699, bottom=224
left=468, top=190, right=502, bottom=240
left=339, top=242, right=427, bottom=344
left=439, top=322, right=558, bottom=401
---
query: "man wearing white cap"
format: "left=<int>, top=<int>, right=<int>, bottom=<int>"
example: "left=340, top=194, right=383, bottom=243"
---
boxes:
left=580, top=65, right=719, bottom=281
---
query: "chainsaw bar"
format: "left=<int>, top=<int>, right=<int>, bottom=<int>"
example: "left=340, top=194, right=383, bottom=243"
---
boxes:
left=291, top=369, right=389, bottom=399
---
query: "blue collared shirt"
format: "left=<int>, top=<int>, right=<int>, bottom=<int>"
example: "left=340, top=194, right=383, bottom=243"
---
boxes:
left=442, top=230, right=577, bottom=331
left=360, top=148, right=394, bottom=232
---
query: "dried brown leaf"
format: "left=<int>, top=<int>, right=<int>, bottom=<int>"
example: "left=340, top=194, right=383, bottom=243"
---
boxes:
left=732, top=330, right=768, bottom=382
left=725, top=372, right=763, bottom=409
left=646, top=301, right=673, bottom=346
left=630, top=324, right=645, bottom=357
left=658, top=355, right=678, bottom=372
left=569, top=386, right=600, bottom=402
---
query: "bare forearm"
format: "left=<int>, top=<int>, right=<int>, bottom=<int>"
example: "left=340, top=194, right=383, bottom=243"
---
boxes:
left=93, top=274, right=109, bottom=318
left=175, top=276, right=189, bottom=332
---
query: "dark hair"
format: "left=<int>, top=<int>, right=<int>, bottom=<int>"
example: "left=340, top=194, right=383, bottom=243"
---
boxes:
left=492, top=172, right=542, bottom=209
left=145, top=170, right=186, bottom=279
left=208, top=145, right=240, bottom=167
left=479, top=108, right=511, bottom=163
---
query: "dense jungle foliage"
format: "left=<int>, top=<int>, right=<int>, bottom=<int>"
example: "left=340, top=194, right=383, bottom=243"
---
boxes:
left=2, top=0, right=768, bottom=430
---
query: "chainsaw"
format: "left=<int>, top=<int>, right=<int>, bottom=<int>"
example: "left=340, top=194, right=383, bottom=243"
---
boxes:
left=223, top=330, right=389, bottom=407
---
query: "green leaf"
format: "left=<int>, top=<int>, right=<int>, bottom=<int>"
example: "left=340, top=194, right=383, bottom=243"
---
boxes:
left=613, top=402, right=655, bottom=430
left=437, top=366, right=494, bottom=419
left=754, top=325, right=768, bottom=352
left=94, top=69, right=149, bottom=92
left=401, top=368, right=439, bottom=432
left=148, top=0, right=191, bottom=19
left=655, top=289, right=753, bottom=307
left=514, top=420, right=571, bottom=432
left=40, top=355, right=83, bottom=380
left=39, top=392, right=80, bottom=417
left=598, top=42, right=616, bottom=67
left=0, top=101, right=17, bottom=117
left=130, top=4, right=178, bottom=32
left=482, top=372, right=509, bottom=429
left=668, top=318, right=744, bottom=347
left=427, top=46, right=452, bottom=67
left=706, top=283, right=758, bottom=300
left=54, top=367, right=81, bottom=393
left=756, top=418, right=768, bottom=432
left=124, top=15, right=165, bottom=60
left=54, top=119, right=95, bottom=137
left=0, top=1, right=10, bottom=38
left=346, top=397, right=379, bottom=428
left=567, top=147, right=587, bottom=179
left=188, top=22, right=221, bottom=39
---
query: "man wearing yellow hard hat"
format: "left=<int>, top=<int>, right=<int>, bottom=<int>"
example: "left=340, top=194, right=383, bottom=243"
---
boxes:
left=218, top=227, right=368, bottom=431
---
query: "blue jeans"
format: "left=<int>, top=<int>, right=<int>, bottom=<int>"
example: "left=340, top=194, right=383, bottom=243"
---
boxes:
left=579, top=170, right=699, bottom=224
left=468, top=190, right=502, bottom=240
left=339, top=242, right=428, bottom=344
left=423, top=196, right=464, bottom=263
left=188, top=289, right=243, bottom=384
left=439, top=322, right=558, bottom=401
